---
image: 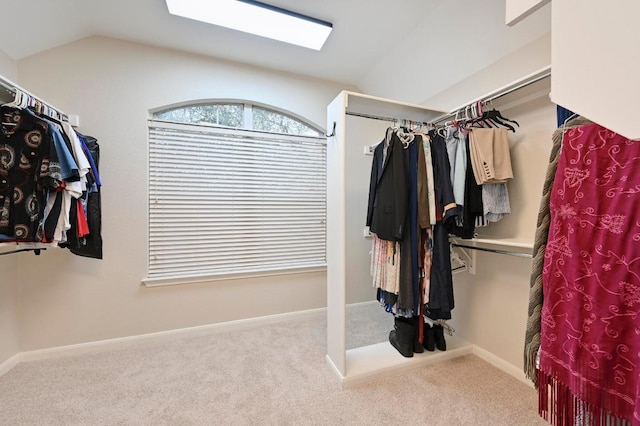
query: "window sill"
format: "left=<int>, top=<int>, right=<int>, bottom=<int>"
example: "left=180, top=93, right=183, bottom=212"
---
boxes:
left=141, top=264, right=327, bottom=288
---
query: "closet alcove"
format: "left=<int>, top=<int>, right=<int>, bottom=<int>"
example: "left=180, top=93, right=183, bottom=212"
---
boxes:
left=326, top=67, right=556, bottom=387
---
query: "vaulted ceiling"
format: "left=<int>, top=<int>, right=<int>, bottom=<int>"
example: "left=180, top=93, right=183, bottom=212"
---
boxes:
left=0, top=0, right=551, bottom=104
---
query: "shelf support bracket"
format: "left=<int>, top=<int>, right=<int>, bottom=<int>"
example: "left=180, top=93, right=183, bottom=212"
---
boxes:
left=450, top=245, right=476, bottom=275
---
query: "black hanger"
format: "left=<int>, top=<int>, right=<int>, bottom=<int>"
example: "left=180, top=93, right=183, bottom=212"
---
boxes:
left=485, top=109, right=519, bottom=127
left=468, top=110, right=517, bottom=132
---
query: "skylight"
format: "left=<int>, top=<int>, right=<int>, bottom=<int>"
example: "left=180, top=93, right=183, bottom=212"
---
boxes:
left=165, top=0, right=333, bottom=50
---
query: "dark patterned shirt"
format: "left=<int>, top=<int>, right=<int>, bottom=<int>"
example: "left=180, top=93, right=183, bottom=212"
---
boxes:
left=0, top=106, right=61, bottom=241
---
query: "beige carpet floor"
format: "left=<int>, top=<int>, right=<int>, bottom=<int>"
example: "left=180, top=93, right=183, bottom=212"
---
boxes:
left=0, top=305, right=546, bottom=425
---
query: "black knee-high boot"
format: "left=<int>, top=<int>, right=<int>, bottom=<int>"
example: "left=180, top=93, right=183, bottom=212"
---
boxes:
left=423, top=323, right=435, bottom=352
left=389, top=317, right=415, bottom=358
left=433, top=324, right=447, bottom=351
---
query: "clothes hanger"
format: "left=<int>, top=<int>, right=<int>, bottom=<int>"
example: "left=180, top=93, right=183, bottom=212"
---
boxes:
left=466, top=107, right=516, bottom=132
left=384, top=126, right=394, bottom=146
left=484, top=110, right=517, bottom=131
left=480, top=99, right=519, bottom=127
left=1, top=90, right=25, bottom=128
left=396, top=121, right=415, bottom=148
left=20, top=93, right=30, bottom=110
left=3, top=89, right=23, bottom=109
left=486, top=108, right=519, bottom=126
left=558, top=112, right=582, bottom=149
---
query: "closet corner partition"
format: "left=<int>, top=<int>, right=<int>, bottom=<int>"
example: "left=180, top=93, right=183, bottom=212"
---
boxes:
left=325, top=91, right=473, bottom=388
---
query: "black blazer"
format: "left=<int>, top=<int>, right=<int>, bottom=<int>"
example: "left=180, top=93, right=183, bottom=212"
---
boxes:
left=366, top=131, right=407, bottom=241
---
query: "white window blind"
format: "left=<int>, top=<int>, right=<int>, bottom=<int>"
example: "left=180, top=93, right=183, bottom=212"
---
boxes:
left=148, top=120, right=327, bottom=281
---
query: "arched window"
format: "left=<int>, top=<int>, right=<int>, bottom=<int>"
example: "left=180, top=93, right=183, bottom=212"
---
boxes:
left=145, top=101, right=326, bottom=284
left=153, top=102, right=322, bottom=136
left=155, top=103, right=244, bottom=128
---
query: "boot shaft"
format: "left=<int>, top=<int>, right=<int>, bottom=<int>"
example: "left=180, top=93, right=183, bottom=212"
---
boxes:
left=389, top=316, right=416, bottom=358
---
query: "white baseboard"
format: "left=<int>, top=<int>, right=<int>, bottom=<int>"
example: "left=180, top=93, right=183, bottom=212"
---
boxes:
left=325, top=354, right=345, bottom=380
left=328, top=341, right=533, bottom=389
left=472, top=345, right=533, bottom=387
left=0, top=354, right=20, bottom=378
left=345, top=300, right=379, bottom=309
left=2, top=304, right=535, bottom=393
left=19, top=307, right=327, bottom=363
left=7, top=304, right=378, bottom=373
left=3, top=308, right=325, bottom=376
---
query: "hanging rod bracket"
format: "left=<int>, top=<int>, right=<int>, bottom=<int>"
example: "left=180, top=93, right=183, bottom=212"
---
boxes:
left=326, top=121, right=336, bottom=138
left=450, top=245, right=476, bottom=275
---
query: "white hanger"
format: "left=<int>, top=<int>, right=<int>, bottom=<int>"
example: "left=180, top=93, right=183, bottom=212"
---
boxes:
left=19, top=92, right=29, bottom=109
left=1, top=90, right=25, bottom=128
left=4, top=89, right=23, bottom=109
left=396, top=125, right=414, bottom=148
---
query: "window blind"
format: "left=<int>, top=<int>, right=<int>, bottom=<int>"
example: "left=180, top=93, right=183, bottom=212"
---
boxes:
left=148, top=120, right=327, bottom=281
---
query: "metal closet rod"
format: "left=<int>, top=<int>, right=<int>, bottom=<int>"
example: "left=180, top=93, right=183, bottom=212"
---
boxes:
left=345, top=111, right=430, bottom=126
left=326, top=112, right=430, bottom=137
left=0, top=74, right=68, bottom=120
left=451, top=242, right=533, bottom=258
left=0, top=247, right=44, bottom=256
left=431, top=70, right=552, bottom=125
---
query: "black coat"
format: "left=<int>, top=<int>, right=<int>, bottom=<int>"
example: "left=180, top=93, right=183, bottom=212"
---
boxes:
left=366, top=132, right=407, bottom=241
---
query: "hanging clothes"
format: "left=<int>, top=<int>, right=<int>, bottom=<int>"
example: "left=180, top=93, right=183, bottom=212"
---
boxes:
left=370, top=235, right=400, bottom=295
left=374, top=130, right=419, bottom=317
left=368, top=125, right=457, bottom=359
left=537, top=122, right=640, bottom=425
left=0, top=93, right=102, bottom=258
left=448, top=131, right=483, bottom=239
left=468, top=127, right=513, bottom=185
left=420, top=133, right=437, bottom=226
left=366, top=130, right=407, bottom=242
left=452, top=129, right=467, bottom=207
left=67, top=133, right=102, bottom=259
left=426, top=130, right=456, bottom=321
left=444, top=127, right=459, bottom=186
left=0, top=105, right=61, bottom=241
left=369, top=128, right=435, bottom=317
left=481, top=183, right=510, bottom=222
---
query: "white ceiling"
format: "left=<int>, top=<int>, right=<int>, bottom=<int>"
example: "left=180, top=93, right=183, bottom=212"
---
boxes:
left=0, top=0, right=441, bottom=83
left=0, top=0, right=551, bottom=103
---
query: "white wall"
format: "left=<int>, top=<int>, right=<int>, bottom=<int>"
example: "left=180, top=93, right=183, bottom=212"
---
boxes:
left=424, top=33, right=551, bottom=111
left=0, top=261, right=18, bottom=365
left=360, top=0, right=551, bottom=105
left=0, top=48, right=17, bottom=81
left=15, top=36, right=354, bottom=351
left=0, top=49, right=20, bottom=366
left=344, top=116, right=391, bottom=304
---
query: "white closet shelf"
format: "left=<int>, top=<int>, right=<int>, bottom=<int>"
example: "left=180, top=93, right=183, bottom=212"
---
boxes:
left=451, top=236, right=533, bottom=249
left=449, top=236, right=534, bottom=258
left=342, top=91, right=445, bottom=123
left=326, top=336, right=473, bottom=389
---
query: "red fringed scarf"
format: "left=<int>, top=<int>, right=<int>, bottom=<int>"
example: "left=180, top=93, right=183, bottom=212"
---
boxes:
left=539, top=123, right=640, bottom=425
